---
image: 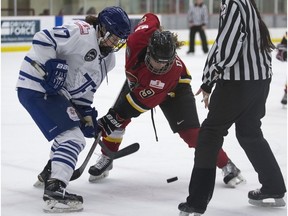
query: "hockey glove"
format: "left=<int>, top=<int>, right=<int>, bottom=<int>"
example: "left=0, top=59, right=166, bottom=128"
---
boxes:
left=98, top=108, right=124, bottom=136
left=77, top=106, right=99, bottom=138
left=40, top=59, right=68, bottom=95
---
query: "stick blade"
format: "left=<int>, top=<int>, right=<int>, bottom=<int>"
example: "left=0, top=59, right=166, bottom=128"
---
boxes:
left=114, top=143, right=140, bottom=159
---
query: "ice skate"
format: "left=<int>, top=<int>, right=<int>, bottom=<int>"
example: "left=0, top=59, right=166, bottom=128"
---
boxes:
left=43, top=179, right=83, bottom=213
left=33, top=160, right=51, bottom=188
left=179, top=212, right=202, bottom=216
left=88, top=154, right=113, bottom=183
left=178, top=202, right=203, bottom=216
left=248, top=189, right=286, bottom=207
left=222, top=159, right=245, bottom=188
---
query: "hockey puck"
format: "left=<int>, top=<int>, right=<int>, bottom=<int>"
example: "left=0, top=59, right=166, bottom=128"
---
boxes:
left=167, top=176, right=178, bottom=183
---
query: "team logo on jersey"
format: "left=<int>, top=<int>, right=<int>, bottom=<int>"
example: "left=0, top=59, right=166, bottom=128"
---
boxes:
left=84, top=49, right=97, bottom=61
left=149, top=80, right=165, bottom=89
left=67, top=107, right=80, bottom=121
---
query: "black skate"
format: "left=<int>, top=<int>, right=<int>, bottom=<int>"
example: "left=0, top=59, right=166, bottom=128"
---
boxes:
left=88, top=154, right=113, bottom=182
left=178, top=202, right=204, bottom=216
left=248, top=189, right=286, bottom=207
left=281, top=92, right=287, bottom=105
left=33, top=160, right=51, bottom=188
left=222, top=159, right=245, bottom=187
left=43, top=179, right=83, bottom=213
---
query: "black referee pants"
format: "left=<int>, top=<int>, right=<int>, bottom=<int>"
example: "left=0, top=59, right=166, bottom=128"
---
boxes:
left=186, top=78, right=286, bottom=211
left=188, top=25, right=208, bottom=53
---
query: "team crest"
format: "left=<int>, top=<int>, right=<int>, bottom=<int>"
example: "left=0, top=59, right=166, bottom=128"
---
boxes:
left=67, top=107, right=80, bottom=121
left=149, top=80, right=165, bottom=89
left=84, top=49, right=97, bottom=61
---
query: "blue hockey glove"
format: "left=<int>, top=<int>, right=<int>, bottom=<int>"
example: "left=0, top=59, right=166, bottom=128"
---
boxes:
left=98, top=108, right=124, bottom=136
left=77, top=106, right=99, bottom=138
left=40, top=59, right=68, bottom=95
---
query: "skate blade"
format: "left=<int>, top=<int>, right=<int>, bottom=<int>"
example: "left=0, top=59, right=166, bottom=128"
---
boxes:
left=33, top=179, right=44, bottom=188
left=43, top=199, right=83, bottom=213
left=179, top=211, right=202, bottom=216
left=249, top=198, right=286, bottom=207
left=88, top=171, right=109, bottom=183
left=226, top=174, right=246, bottom=188
left=179, top=211, right=190, bottom=216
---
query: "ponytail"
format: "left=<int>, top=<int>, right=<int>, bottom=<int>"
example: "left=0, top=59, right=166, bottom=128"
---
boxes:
left=250, top=0, right=275, bottom=52
left=85, top=15, right=99, bottom=28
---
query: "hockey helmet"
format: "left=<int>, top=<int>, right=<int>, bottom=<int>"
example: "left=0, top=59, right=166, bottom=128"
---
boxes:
left=98, top=6, right=131, bottom=40
left=145, top=30, right=176, bottom=75
left=97, top=6, right=131, bottom=56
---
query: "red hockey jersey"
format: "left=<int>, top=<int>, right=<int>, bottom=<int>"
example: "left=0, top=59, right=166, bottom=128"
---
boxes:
left=123, top=13, right=192, bottom=115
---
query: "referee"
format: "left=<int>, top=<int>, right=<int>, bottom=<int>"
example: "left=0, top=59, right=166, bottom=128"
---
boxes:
left=179, top=0, right=287, bottom=214
left=187, top=0, right=209, bottom=54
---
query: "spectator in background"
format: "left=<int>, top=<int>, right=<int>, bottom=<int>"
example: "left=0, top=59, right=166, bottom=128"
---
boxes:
left=77, top=7, right=84, bottom=15
left=86, top=7, right=96, bottom=15
left=187, top=0, right=209, bottom=54
left=58, top=8, right=64, bottom=16
left=39, top=9, right=50, bottom=15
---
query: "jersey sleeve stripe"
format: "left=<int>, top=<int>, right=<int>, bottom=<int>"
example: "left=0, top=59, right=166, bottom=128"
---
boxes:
left=19, top=70, right=43, bottom=83
left=179, top=77, right=191, bottom=84
left=126, top=93, right=150, bottom=113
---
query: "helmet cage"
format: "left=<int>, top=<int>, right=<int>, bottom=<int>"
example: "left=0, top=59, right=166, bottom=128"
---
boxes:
left=99, top=28, right=126, bottom=53
left=145, top=51, right=175, bottom=75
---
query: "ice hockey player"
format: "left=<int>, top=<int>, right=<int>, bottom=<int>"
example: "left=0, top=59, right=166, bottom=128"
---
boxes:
left=276, top=32, right=287, bottom=106
left=88, top=13, right=245, bottom=188
left=16, top=6, right=131, bottom=213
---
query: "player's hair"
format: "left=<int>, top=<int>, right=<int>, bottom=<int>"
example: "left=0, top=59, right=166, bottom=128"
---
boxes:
left=85, top=15, right=98, bottom=25
left=250, top=0, right=275, bottom=52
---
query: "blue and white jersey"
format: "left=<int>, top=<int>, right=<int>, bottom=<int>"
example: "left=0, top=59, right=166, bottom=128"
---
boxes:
left=16, top=19, right=116, bottom=106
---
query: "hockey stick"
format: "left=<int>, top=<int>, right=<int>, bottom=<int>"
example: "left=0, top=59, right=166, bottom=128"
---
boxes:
left=99, top=140, right=140, bottom=160
left=71, top=141, right=140, bottom=181
left=70, top=131, right=102, bottom=180
left=30, top=60, right=140, bottom=181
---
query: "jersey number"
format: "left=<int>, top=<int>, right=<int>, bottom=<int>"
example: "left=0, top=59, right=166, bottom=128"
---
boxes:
left=139, top=89, right=155, bottom=98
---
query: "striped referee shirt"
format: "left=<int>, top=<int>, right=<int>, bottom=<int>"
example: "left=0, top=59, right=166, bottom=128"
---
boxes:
left=187, top=3, right=208, bottom=26
left=202, top=0, right=272, bottom=87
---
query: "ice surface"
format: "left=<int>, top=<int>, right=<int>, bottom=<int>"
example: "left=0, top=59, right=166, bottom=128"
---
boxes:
left=1, top=45, right=287, bottom=216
